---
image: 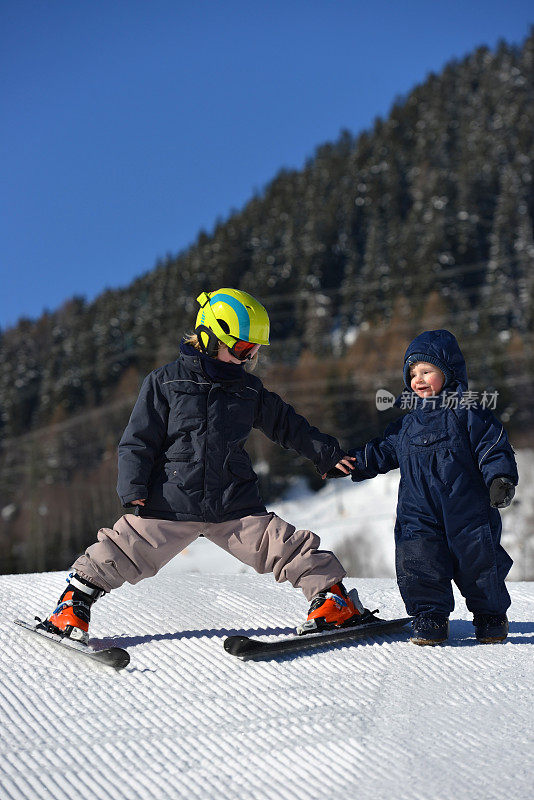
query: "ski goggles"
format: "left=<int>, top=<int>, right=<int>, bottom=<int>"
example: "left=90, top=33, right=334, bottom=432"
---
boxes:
left=228, top=339, right=261, bottom=361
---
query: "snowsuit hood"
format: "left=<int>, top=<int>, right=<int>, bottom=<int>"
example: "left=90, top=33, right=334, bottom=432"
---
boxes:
left=403, top=329, right=468, bottom=394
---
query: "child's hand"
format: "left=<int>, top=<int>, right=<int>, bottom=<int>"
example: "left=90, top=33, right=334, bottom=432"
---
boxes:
left=322, top=456, right=356, bottom=480
left=131, top=499, right=146, bottom=506
left=489, top=477, right=515, bottom=508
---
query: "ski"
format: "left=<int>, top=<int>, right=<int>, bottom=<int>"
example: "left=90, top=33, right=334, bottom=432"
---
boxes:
left=14, top=619, right=130, bottom=670
left=224, top=615, right=411, bottom=660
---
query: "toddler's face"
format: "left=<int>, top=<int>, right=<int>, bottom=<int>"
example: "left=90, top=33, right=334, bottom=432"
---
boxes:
left=409, top=361, right=445, bottom=398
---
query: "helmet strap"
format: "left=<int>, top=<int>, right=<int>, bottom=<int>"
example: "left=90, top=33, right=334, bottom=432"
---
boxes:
left=195, top=325, right=220, bottom=359
left=196, top=291, right=238, bottom=349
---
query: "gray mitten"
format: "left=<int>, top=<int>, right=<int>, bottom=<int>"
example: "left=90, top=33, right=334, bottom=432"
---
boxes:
left=489, top=477, right=515, bottom=508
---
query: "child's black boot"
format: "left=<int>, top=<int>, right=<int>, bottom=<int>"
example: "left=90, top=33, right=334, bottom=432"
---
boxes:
left=473, top=613, right=508, bottom=643
left=410, top=613, right=449, bottom=646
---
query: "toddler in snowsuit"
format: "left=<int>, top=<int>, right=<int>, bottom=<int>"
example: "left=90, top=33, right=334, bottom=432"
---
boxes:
left=331, top=329, right=517, bottom=645
left=42, top=288, right=366, bottom=644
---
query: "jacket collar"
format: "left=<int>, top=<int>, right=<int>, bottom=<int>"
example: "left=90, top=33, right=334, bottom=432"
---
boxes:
left=179, top=341, right=246, bottom=386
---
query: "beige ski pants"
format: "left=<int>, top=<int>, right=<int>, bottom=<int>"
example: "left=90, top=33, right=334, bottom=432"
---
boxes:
left=72, top=512, right=346, bottom=601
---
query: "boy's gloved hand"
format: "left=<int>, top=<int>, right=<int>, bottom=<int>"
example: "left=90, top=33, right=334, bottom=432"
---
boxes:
left=489, top=477, right=515, bottom=508
left=323, top=456, right=356, bottom=479
left=325, top=466, right=347, bottom=479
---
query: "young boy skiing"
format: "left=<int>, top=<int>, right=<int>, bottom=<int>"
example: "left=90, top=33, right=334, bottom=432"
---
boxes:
left=41, top=288, right=365, bottom=644
left=329, top=329, right=517, bottom=646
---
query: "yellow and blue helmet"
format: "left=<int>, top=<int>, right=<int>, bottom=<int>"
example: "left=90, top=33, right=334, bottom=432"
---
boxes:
left=195, top=288, right=270, bottom=359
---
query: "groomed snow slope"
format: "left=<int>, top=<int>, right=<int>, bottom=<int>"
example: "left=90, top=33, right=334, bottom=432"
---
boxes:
left=1, top=572, right=533, bottom=800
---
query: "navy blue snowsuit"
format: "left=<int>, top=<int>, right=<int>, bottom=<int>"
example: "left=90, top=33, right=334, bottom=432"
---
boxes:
left=348, top=330, right=517, bottom=617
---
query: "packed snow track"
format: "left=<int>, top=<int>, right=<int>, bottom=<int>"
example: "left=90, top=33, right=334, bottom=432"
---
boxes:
left=0, top=572, right=532, bottom=800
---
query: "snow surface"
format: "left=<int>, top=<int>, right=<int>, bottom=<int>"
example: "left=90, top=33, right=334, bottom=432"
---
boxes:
left=1, top=572, right=533, bottom=800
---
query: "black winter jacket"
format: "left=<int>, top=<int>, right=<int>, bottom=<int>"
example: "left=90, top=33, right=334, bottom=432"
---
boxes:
left=117, top=347, right=344, bottom=522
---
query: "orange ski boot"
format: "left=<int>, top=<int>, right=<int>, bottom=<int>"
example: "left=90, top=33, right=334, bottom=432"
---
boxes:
left=40, top=574, right=104, bottom=645
left=297, top=582, right=365, bottom=635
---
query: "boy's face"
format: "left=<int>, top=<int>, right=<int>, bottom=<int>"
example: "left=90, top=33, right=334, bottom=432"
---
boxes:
left=409, top=361, right=445, bottom=398
left=217, top=343, right=261, bottom=364
left=217, top=344, right=243, bottom=364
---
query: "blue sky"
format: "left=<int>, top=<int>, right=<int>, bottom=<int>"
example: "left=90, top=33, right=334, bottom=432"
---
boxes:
left=1, top=0, right=532, bottom=329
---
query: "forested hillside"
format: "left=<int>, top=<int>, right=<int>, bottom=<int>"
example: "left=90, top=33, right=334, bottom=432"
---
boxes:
left=1, top=33, right=533, bottom=574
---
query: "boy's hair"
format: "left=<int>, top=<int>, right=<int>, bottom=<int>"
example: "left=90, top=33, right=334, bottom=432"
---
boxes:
left=183, top=332, right=203, bottom=351
left=183, top=333, right=259, bottom=371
